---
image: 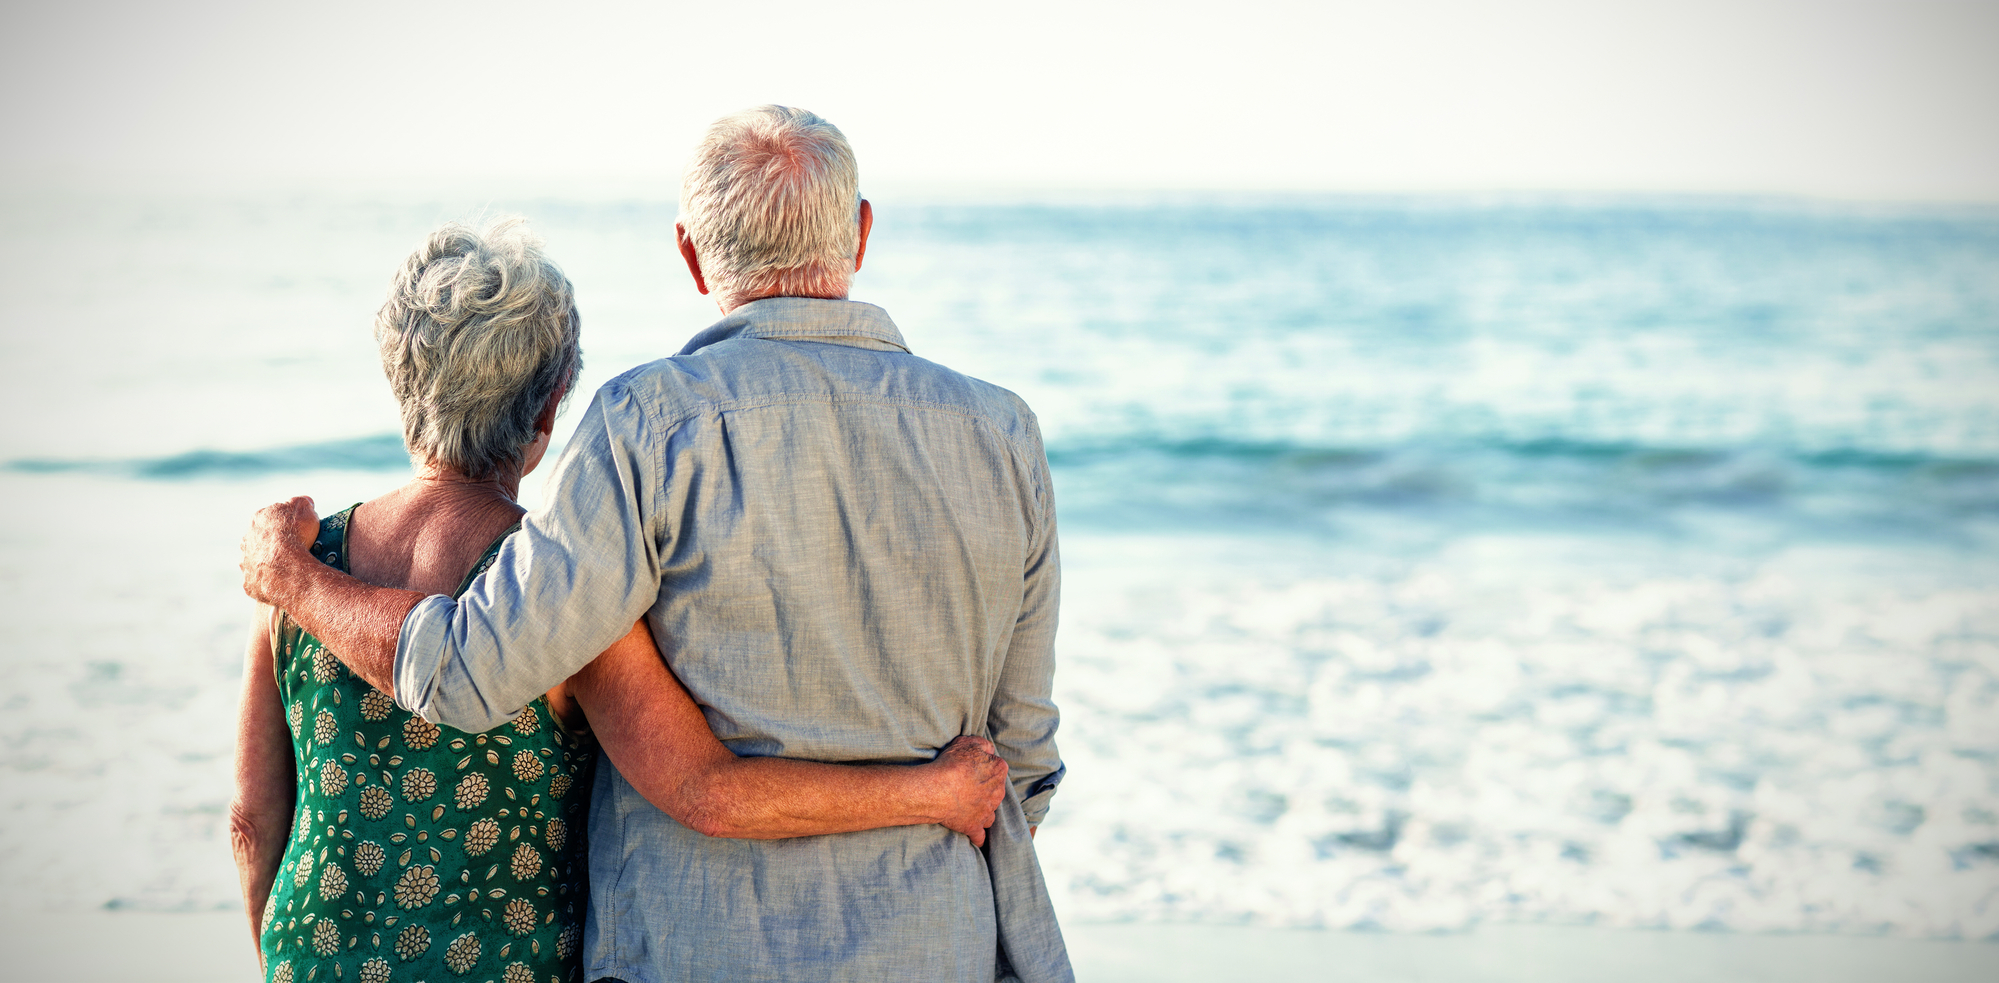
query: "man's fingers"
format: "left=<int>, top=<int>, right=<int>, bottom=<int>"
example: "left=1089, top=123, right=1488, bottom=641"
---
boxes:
left=239, top=496, right=321, bottom=602
left=246, top=496, right=319, bottom=547
left=936, top=735, right=1012, bottom=848
left=286, top=496, right=319, bottom=546
left=979, top=758, right=1008, bottom=792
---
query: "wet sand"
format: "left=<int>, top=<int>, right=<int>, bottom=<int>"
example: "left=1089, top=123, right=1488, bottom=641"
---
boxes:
left=3, top=910, right=1995, bottom=982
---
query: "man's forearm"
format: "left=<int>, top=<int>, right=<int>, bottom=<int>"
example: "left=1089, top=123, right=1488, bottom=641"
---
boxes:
left=680, top=758, right=967, bottom=840
left=574, top=628, right=1005, bottom=842
left=264, top=544, right=424, bottom=696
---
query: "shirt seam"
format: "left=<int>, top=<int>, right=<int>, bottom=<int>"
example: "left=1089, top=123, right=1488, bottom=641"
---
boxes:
left=644, top=389, right=1044, bottom=460
left=610, top=376, right=672, bottom=552
left=728, top=328, right=910, bottom=351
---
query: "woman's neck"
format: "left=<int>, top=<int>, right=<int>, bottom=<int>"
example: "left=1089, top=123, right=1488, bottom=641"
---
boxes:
left=410, top=457, right=524, bottom=501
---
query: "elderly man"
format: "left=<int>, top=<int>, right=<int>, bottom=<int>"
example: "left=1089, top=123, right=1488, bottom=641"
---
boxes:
left=239, top=105, right=1071, bottom=982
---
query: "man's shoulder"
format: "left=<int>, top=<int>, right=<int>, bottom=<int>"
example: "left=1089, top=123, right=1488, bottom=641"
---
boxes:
left=888, top=351, right=1040, bottom=427
left=602, top=354, right=696, bottom=394
left=858, top=350, right=1048, bottom=454
left=591, top=354, right=725, bottom=422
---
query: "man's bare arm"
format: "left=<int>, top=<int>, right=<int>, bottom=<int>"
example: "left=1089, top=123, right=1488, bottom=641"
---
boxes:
left=570, top=622, right=1007, bottom=845
left=239, top=496, right=423, bottom=695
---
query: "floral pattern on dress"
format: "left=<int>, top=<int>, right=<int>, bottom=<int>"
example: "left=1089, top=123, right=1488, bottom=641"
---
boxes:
left=509, top=842, right=542, bottom=880
left=357, top=784, right=393, bottom=820
left=312, top=917, right=342, bottom=956
left=320, top=760, right=349, bottom=798
left=401, top=767, right=437, bottom=802
left=318, top=861, right=348, bottom=901
left=312, top=648, right=342, bottom=683
left=394, top=924, right=430, bottom=961
left=354, top=841, right=385, bottom=877
left=443, top=932, right=481, bottom=974
left=454, top=773, right=490, bottom=811
left=402, top=716, right=440, bottom=750
left=259, top=507, right=594, bottom=983
left=464, top=818, right=501, bottom=856
left=512, top=749, right=544, bottom=783
left=360, top=689, right=395, bottom=721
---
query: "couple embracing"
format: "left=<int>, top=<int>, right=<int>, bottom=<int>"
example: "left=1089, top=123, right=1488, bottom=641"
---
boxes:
left=232, top=105, right=1071, bottom=983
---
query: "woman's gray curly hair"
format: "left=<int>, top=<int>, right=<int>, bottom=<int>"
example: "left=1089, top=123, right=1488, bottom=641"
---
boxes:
left=374, top=218, right=581, bottom=480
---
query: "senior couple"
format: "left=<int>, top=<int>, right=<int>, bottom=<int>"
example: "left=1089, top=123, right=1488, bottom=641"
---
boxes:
left=232, top=106, right=1071, bottom=983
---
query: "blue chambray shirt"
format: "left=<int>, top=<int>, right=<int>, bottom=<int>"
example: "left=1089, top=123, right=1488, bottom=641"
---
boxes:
left=393, top=298, right=1070, bottom=983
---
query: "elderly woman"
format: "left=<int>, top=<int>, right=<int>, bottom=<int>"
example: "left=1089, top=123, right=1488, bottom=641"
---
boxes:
left=229, top=220, right=1005, bottom=983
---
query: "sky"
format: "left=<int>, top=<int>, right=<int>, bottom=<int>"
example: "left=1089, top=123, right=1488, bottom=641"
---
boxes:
left=1, top=0, right=1996, bottom=201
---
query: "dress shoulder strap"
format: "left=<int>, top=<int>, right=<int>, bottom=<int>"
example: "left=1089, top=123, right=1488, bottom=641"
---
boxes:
left=308, top=505, right=358, bottom=570
left=450, top=521, right=523, bottom=598
left=272, top=504, right=360, bottom=685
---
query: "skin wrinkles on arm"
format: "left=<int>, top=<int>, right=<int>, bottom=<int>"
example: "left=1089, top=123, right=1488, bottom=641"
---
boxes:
left=568, top=621, right=1008, bottom=846
left=230, top=606, right=297, bottom=961
left=239, top=496, right=423, bottom=696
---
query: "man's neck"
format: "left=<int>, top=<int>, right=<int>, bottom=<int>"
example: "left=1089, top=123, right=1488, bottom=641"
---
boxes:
left=714, top=289, right=850, bottom=315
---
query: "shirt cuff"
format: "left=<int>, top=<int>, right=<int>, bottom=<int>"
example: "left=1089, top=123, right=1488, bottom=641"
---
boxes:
left=393, top=594, right=457, bottom=723
left=1019, top=761, right=1065, bottom=826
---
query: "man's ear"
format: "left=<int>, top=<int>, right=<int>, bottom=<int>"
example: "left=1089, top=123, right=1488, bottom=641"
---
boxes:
left=854, top=199, right=873, bottom=273
left=676, top=222, right=710, bottom=295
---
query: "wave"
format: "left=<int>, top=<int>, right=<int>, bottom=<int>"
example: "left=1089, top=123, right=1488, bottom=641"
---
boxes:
left=4, top=434, right=410, bottom=479
left=11, top=432, right=1996, bottom=547
left=1055, top=435, right=1999, bottom=476
left=1049, top=436, right=1999, bottom=539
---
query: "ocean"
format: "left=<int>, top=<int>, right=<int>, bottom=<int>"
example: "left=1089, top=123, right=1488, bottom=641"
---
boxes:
left=2, top=186, right=1996, bottom=938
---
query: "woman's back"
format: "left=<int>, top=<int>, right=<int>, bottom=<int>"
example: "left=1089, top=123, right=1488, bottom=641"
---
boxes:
left=259, top=505, right=593, bottom=983
left=341, top=481, right=532, bottom=598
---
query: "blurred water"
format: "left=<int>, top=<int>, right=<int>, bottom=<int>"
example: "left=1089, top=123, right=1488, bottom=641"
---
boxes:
left=2, top=188, right=1997, bottom=935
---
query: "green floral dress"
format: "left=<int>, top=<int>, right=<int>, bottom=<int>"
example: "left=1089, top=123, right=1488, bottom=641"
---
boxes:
left=260, top=506, right=596, bottom=983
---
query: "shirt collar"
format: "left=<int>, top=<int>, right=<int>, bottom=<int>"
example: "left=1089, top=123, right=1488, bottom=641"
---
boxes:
left=676, top=297, right=912, bottom=356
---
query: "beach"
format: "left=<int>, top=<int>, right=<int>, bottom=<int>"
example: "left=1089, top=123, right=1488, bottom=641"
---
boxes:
left=3, top=910, right=1996, bottom=982
left=1, top=187, right=1995, bottom=976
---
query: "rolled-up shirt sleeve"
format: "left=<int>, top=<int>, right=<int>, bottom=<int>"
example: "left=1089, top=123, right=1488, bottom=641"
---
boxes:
left=395, top=378, right=667, bottom=732
left=990, top=421, right=1065, bottom=825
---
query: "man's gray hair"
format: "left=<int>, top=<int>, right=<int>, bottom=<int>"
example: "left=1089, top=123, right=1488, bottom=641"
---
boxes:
left=678, top=105, right=860, bottom=300
left=374, top=218, right=581, bottom=480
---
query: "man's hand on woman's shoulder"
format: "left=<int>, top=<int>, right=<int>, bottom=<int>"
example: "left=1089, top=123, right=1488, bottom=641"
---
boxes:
left=240, top=496, right=322, bottom=605
left=926, top=735, right=1009, bottom=847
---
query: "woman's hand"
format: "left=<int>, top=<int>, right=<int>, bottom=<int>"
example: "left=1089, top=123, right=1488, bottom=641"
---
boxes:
left=921, top=735, right=1009, bottom=845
